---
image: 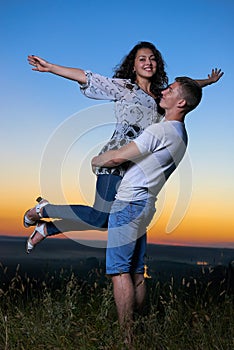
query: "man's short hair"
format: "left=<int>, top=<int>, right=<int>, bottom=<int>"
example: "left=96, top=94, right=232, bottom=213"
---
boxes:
left=175, top=76, right=202, bottom=112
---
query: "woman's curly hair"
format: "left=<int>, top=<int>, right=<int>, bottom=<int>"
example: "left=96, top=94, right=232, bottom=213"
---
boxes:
left=113, top=41, right=168, bottom=99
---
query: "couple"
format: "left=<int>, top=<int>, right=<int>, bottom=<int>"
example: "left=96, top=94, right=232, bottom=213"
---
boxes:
left=24, top=41, right=223, bottom=337
left=24, top=41, right=222, bottom=248
left=26, top=75, right=201, bottom=329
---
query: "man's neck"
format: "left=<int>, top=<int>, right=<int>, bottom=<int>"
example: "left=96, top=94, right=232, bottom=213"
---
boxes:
left=164, top=110, right=185, bottom=123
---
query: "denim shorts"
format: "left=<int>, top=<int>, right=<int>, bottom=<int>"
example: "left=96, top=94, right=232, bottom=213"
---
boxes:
left=106, top=198, right=156, bottom=275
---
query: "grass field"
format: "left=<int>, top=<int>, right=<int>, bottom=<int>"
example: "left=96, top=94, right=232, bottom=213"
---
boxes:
left=0, top=262, right=233, bottom=350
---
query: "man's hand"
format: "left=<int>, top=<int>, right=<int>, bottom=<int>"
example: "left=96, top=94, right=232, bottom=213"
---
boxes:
left=92, top=161, right=98, bottom=174
left=91, top=142, right=142, bottom=170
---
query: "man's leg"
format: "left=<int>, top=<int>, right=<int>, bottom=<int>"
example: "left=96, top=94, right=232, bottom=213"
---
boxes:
left=112, top=273, right=135, bottom=346
left=112, top=273, right=135, bottom=325
left=132, top=273, right=146, bottom=314
left=107, top=199, right=155, bottom=344
left=112, top=273, right=146, bottom=323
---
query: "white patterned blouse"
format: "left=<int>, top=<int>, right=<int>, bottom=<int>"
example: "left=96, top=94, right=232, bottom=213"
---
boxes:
left=80, top=71, right=163, bottom=176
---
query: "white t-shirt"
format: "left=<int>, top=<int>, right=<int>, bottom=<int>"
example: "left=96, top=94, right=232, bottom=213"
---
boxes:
left=116, top=119, right=188, bottom=201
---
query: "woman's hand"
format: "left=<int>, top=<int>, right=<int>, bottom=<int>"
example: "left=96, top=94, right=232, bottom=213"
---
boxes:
left=27, top=55, right=86, bottom=83
left=196, top=68, right=224, bottom=88
left=28, top=55, right=52, bottom=72
left=207, top=68, right=224, bottom=84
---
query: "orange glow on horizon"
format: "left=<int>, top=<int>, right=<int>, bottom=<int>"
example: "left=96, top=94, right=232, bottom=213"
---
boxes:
left=1, top=182, right=233, bottom=249
left=1, top=213, right=233, bottom=250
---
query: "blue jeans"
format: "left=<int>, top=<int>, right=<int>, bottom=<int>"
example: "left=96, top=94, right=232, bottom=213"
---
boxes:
left=44, top=174, right=122, bottom=236
left=106, top=198, right=156, bottom=275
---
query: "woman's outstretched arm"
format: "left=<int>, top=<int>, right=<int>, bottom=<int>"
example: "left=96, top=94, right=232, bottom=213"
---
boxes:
left=27, top=55, right=87, bottom=84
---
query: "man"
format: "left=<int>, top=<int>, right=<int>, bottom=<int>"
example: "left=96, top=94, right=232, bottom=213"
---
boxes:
left=91, top=77, right=202, bottom=336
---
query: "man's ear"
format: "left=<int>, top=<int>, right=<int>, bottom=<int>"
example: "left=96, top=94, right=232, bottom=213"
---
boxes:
left=177, top=99, right=186, bottom=109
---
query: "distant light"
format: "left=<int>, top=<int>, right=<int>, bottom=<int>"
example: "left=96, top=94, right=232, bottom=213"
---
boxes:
left=196, top=261, right=208, bottom=266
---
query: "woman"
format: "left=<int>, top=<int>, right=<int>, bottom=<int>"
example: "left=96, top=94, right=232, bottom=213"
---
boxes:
left=24, top=41, right=223, bottom=253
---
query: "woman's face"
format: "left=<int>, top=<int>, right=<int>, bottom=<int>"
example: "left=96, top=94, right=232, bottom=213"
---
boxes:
left=133, top=48, right=157, bottom=80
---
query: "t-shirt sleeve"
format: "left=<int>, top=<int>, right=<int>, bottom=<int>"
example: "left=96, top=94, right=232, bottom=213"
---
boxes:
left=79, top=71, right=126, bottom=101
left=133, top=124, right=164, bottom=155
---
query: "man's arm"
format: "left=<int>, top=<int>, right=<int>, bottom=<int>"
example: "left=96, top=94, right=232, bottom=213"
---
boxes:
left=91, top=141, right=142, bottom=171
left=27, top=55, right=87, bottom=84
left=195, top=68, right=224, bottom=88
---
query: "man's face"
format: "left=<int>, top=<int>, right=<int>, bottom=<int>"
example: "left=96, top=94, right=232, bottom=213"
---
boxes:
left=159, top=82, right=181, bottom=110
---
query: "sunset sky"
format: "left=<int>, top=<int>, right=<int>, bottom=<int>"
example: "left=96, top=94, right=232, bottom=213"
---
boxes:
left=1, top=0, right=234, bottom=249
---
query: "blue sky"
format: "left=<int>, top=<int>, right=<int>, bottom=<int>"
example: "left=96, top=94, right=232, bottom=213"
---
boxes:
left=1, top=0, right=234, bottom=247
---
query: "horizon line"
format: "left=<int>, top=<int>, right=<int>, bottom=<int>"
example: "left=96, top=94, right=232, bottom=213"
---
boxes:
left=1, top=234, right=234, bottom=251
